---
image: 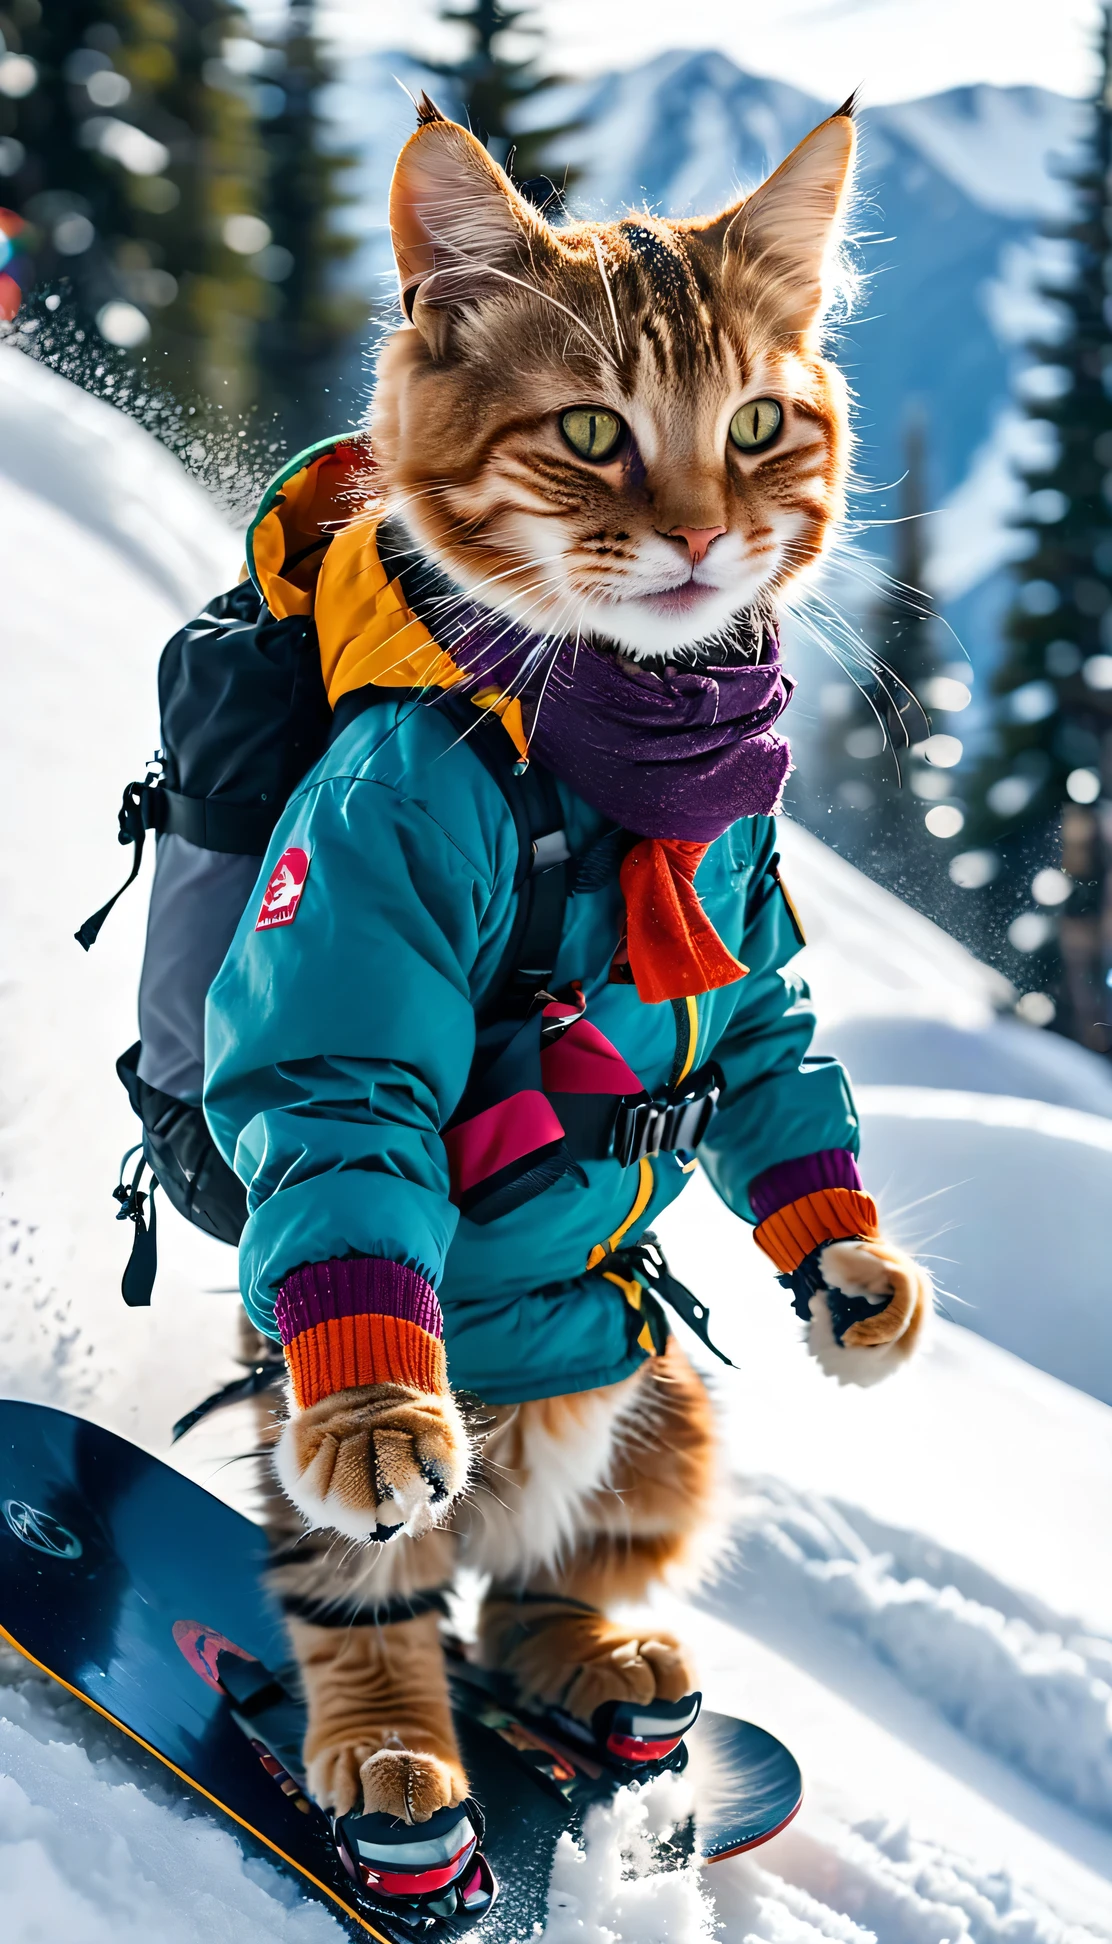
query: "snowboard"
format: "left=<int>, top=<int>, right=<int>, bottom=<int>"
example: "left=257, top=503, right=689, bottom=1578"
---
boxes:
left=0, top=1400, right=802, bottom=1939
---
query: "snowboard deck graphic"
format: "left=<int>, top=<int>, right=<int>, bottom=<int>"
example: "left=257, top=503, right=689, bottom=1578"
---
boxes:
left=0, top=1401, right=802, bottom=1938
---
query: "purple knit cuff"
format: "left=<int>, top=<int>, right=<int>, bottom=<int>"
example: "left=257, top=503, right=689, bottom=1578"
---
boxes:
left=274, top=1256, right=443, bottom=1349
left=748, top=1148, right=863, bottom=1225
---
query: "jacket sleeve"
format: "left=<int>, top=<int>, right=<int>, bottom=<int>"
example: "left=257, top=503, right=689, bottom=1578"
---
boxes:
left=697, top=818, right=870, bottom=1258
left=203, top=761, right=516, bottom=1347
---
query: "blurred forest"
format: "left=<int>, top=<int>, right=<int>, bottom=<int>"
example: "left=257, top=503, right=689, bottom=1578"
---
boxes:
left=3, top=0, right=1112, bottom=1054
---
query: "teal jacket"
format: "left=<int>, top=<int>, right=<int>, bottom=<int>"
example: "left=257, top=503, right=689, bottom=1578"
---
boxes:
left=204, top=693, right=860, bottom=1404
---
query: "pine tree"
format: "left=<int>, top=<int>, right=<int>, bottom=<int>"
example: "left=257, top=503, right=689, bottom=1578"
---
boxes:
left=0, top=1, right=142, bottom=330
left=964, top=4, right=1112, bottom=1055
left=428, top=0, right=578, bottom=192
left=0, top=0, right=268, bottom=412
left=252, top=0, right=363, bottom=453
left=799, top=417, right=971, bottom=919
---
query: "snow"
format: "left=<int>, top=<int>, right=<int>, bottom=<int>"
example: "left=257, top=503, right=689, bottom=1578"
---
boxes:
left=774, top=821, right=1011, bottom=1030
left=825, top=1016, right=1112, bottom=1117
left=0, top=344, right=239, bottom=610
left=3, top=350, right=1112, bottom=1944
left=852, top=1086, right=1112, bottom=1402
left=0, top=1647, right=340, bottom=1944
left=534, top=1774, right=715, bottom=1941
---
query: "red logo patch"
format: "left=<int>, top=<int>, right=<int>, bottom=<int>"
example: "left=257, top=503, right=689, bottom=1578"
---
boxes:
left=255, top=846, right=310, bottom=931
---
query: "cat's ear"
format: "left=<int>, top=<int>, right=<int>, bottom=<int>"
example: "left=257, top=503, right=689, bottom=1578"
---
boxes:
left=698, top=101, right=856, bottom=335
left=389, top=95, right=552, bottom=353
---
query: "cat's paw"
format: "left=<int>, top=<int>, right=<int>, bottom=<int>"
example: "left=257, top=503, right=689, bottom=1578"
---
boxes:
left=494, top=1609, right=696, bottom=1724
left=305, top=1740, right=467, bottom=1820
left=308, top=1738, right=379, bottom=1818
left=359, top=1748, right=467, bottom=1822
left=561, top=1627, right=695, bottom=1724
left=809, top=1237, right=931, bottom=1386
left=275, top=1382, right=470, bottom=1542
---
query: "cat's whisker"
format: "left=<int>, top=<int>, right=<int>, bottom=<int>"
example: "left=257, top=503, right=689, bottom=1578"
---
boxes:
left=591, top=233, right=626, bottom=358
left=789, top=602, right=905, bottom=769
left=424, top=236, right=616, bottom=364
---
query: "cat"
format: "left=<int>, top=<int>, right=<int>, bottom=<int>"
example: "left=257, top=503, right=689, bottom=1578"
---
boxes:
left=224, top=94, right=932, bottom=1831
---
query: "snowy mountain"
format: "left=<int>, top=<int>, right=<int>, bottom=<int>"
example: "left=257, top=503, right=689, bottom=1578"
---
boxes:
left=326, top=49, right=1082, bottom=689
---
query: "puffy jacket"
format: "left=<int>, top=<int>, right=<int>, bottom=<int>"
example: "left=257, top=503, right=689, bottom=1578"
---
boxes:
left=204, top=691, right=860, bottom=1403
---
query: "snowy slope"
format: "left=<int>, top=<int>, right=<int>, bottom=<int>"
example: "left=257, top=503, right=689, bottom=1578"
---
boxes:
left=2, top=358, right=1112, bottom=1943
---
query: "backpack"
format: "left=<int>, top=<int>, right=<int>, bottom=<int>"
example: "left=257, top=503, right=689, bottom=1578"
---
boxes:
left=79, top=576, right=574, bottom=1306
left=80, top=444, right=723, bottom=1312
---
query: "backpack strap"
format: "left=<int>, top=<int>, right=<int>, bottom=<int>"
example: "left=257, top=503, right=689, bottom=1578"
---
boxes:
left=333, top=684, right=571, bottom=1029
left=435, top=691, right=570, bottom=1025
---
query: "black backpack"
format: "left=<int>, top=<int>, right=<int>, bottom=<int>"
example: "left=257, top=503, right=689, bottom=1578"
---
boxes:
left=79, top=563, right=573, bottom=1306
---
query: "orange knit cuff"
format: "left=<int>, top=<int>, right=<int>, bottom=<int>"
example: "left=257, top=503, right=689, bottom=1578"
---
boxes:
left=753, top=1187, right=880, bottom=1274
left=283, top=1311, right=448, bottom=1411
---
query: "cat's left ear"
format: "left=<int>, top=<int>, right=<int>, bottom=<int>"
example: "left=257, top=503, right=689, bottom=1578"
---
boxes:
left=389, top=93, right=553, bottom=353
left=696, top=99, right=856, bottom=336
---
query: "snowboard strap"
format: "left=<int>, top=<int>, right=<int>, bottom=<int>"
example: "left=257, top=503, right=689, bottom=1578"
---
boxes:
left=279, top=1587, right=451, bottom=1629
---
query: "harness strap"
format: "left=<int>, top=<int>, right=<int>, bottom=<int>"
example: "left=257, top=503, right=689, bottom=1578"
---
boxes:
left=437, top=690, right=570, bottom=1024
left=608, top=1233, right=736, bottom=1367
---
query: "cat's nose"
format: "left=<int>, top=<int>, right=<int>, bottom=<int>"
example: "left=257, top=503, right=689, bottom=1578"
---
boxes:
left=668, top=525, right=727, bottom=567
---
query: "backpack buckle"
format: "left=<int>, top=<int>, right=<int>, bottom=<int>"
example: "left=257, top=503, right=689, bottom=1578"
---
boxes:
left=612, top=1063, right=722, bottom=1169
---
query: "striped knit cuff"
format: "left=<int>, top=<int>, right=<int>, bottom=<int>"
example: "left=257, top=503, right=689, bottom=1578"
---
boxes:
left=749, top=1148, right=863, bottom=1225
left=276, top=1257, right=447, bottom=1410
left=753, top=1185, right=880, bottom=1274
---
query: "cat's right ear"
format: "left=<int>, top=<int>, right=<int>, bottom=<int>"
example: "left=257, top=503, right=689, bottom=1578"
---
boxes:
left=696, top=102, right=856, bottom=337
left=389, top=97, right=551, bottom=354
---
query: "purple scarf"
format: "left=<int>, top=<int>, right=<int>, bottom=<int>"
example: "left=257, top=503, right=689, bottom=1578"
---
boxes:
left=452, top=620, right=794, bottom=843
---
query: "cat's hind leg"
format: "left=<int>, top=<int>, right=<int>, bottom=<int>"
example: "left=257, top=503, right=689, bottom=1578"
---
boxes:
left=475, top=1338, right=721, bottom=1728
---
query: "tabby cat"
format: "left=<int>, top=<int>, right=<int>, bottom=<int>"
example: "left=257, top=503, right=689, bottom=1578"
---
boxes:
left=227, top=95, right=931, bottom=1830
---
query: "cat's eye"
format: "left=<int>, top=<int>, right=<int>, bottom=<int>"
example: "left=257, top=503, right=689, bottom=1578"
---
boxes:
left=729, top=398, right=783, bottom=452
left=560, top=408, right=624, bottom=462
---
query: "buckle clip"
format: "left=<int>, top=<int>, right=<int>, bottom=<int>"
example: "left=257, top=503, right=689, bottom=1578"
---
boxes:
left=612, top=1064, right=722, bottom=1169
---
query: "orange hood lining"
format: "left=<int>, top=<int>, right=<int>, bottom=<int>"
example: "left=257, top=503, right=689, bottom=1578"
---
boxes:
left=244, top=439, right=527, bottom=754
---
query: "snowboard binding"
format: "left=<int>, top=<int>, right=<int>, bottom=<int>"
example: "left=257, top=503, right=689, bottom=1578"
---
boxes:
left=334, top=1799, right=497, bottom=1929
left=203, top=1644, right=499, bottom=1933
left=540, top=1690, right=703, bottom=1773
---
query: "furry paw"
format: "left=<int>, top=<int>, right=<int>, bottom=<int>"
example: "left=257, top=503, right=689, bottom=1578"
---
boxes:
left=561, top=1628, right=694, bottom=1724
left=308, top=1738, right=379, bottom=1818
left=275, top=1381, right=470, bottom=1542
left=493, top=1608, right=696, bottom=1724
left=809, top=1238, right=931, bottom=1386
left=306, top=1741, right=466, bottom=1820
left=359, top=1748, right=466, bottom=1822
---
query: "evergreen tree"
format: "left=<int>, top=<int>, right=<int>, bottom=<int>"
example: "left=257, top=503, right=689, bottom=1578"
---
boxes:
left=253, top=0, right=363, bottom=452
left=800, top=417, right=971, bottom=918
left=428, top=0, right=577, bottom=192
left=0, top=0, right=268, bottom=411
left=964, top=4, right=1112, bottom=1055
